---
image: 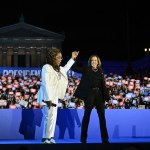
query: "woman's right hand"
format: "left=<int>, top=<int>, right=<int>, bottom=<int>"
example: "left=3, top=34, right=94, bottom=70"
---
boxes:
left=72, top=51, right=79, bottom=60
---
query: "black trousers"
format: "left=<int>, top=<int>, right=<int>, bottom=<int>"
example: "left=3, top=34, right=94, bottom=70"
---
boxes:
left=81, top=89, right=108, bottom=141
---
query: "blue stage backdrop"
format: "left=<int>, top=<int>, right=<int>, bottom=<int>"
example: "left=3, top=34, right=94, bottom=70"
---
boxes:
left=0, top=109, right=150, bottom=140
left=0, top=67, right=41, bottom=76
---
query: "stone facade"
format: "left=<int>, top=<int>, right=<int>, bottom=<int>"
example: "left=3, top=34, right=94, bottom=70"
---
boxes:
left=0, top=21, right=65, bottom=67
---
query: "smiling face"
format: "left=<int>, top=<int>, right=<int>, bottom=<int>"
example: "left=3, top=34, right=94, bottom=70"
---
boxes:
left=91, top=56, right=98, bottom=69
left=55, top=52, right=63, bottom=66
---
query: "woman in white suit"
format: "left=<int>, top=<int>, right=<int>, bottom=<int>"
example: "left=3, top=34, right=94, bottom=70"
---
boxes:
left=37, top=48, right=79, bottom=144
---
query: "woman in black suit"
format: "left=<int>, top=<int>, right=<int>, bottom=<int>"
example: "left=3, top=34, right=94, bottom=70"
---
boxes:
left=72, top=54, right=110, bottom=144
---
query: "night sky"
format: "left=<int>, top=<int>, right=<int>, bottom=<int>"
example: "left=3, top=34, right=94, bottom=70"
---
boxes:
left=0, top=1, right=150, bottom=62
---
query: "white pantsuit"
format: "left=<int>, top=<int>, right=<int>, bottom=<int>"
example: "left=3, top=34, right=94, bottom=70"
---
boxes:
left=37, top=58, right=75, bottom=139
left=42, top=99, right=58, bottom=138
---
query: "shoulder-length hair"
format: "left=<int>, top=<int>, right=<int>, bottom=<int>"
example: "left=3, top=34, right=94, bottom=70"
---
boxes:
left=88, top=54, right=101, bottom=68
left=88, top=54, right=104, bottom=76
left=45, top=47, right=62, bottom=71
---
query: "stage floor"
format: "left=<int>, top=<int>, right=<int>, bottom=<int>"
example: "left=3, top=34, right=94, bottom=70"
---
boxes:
left=0, top=139, right=150, bottom=150
left=0, top=138, right=150, bottom=144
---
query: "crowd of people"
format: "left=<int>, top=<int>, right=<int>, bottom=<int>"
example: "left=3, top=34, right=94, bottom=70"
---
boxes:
left=0, top=68, right=150, bottom=109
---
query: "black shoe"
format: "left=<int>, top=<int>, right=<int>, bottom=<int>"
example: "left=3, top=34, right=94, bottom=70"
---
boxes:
left=80, top=139, right=86, bottom=143
left=102, top=139, right=109, bottom=144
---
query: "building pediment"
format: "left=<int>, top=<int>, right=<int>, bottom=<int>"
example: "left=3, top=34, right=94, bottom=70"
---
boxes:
left=0, top=22, right=64, bottom=40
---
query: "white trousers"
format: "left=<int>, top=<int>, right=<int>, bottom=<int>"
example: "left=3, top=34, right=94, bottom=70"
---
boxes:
left=42, top=98, right=58, bottom=139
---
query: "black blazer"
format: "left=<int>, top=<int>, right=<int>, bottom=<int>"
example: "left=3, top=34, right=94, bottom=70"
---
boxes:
left=72, top=63, right=110, bottom=103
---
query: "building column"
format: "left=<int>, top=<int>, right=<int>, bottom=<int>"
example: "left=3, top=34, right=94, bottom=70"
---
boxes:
left=25, top=48, right=30, bottom=67
left=2, top=47, right=7, bottom=67
left=13, top=48, right=18, bottom=67
left=36, top=48, right=41, bottom=67
left=41, top=47, right=47, bottom=66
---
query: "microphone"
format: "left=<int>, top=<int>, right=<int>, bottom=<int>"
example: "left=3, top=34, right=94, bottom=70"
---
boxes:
left=42, top=100, right=57, bottom=108
left=51, top=103, right=57, bottom=107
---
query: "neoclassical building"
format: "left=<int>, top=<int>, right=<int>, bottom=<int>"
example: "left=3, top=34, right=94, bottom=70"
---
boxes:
left=0, top=19, right=65, bottom=67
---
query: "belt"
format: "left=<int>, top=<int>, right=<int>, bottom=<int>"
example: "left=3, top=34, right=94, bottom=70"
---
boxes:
left=92, top=87, right=99, bottom=90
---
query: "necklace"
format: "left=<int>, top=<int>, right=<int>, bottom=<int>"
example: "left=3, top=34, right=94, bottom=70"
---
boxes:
left=92, top=68, right=98, bottom=72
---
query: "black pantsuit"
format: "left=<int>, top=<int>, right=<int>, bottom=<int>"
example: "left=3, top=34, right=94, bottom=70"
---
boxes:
left=72, top=63, right=110, bottom=143
left=81, top=89, right=108, bottom=142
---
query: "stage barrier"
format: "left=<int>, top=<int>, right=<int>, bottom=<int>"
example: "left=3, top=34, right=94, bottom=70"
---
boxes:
left=0, top=109, right=150, bottom=140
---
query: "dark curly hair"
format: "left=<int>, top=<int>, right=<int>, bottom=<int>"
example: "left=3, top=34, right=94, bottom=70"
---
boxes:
left=45, top=47, right=62, bottom=71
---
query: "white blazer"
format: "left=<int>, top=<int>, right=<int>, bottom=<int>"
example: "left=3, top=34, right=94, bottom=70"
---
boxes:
left=37, top=58, right=75, bottom=104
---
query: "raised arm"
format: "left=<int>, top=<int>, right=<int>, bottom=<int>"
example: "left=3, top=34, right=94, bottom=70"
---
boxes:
left=63, top=51, right=79, bottom=72
left=71, top=51, right=86, bottom=74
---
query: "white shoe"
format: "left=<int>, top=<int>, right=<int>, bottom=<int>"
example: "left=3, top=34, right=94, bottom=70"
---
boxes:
left=43, top=139, right=50, bottom=144
left=50, top=138, right=56, bottom=144
left=43, top=138, right=56, bottom=144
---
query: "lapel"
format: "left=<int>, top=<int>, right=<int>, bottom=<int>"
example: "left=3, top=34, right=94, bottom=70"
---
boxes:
left=49, top=65, right=59, bottom=78
left=50, top=65, right=67, bottom=80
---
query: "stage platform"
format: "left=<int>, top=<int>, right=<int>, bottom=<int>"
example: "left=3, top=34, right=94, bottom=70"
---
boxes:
left=0, top=140, right=150, bottom=150
left=0, top=109, right=150, bottom=149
